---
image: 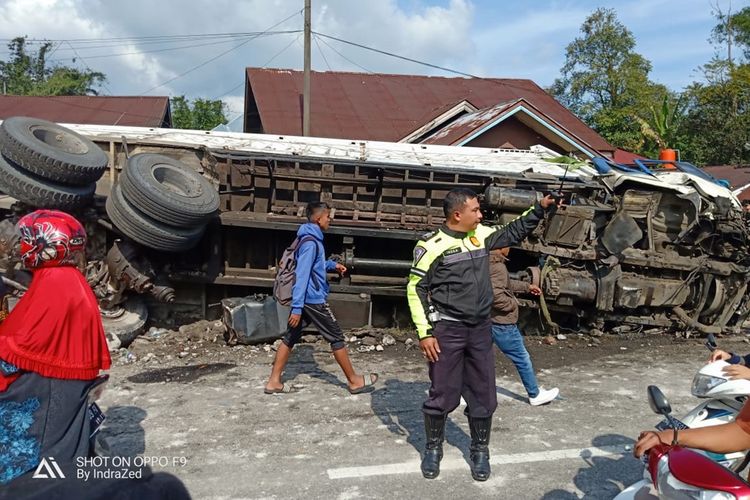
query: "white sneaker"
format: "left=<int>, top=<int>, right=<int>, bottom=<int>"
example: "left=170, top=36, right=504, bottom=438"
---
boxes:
left=529, top=387, right=559, bottom=406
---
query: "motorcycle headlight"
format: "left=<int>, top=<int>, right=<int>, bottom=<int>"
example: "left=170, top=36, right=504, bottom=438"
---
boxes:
left=655, top=455, right=736, bottom=499
left=692, top=373, right=727, bottom=397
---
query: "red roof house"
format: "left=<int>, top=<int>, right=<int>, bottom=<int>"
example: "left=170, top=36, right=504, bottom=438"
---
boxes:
left=244, top=68, right=615, bottom=158
left=0, top=95, right=172, bottom=127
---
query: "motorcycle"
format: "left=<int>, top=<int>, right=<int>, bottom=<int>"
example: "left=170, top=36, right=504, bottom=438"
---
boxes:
left=616, top=386, right=750, bottom=500
left=658, top=334, right=750, bottom=471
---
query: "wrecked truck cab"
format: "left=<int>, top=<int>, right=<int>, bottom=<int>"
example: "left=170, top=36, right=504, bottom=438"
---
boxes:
left=0, top=118, right=747, bottom=343
left=526, top=156, right=749, bottom=334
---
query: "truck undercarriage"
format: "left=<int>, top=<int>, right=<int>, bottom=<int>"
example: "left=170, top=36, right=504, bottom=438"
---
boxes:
left=1, top=121, right=747, bottom=341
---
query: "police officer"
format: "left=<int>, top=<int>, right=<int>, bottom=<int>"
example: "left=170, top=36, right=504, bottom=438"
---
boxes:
left=407, top=187, right=555, bottom=481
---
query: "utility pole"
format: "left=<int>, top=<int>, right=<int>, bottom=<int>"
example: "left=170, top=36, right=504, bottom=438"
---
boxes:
left=303, top=0, right=311, bottom=136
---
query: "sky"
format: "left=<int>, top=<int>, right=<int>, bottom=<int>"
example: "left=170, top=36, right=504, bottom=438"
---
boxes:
left=0, top=0, right=745, bottom=122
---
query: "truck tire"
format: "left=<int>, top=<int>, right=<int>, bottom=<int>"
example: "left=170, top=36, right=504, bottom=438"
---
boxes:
left=0, top=116, right=109, bottom=185
left=0, top=153, right=95, bottom=209
left=106, top=183, right=204, bottom=252
left=119, top=153, right=219, bottom=226
left=101, top=296, right=148, bottom=348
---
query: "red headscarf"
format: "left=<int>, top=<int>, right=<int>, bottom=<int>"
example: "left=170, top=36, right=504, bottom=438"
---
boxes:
left=0, top=211, right=111, bottom=391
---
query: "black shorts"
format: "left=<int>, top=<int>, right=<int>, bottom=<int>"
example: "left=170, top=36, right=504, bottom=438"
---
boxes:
left=282, top=303, right=346, bottom=350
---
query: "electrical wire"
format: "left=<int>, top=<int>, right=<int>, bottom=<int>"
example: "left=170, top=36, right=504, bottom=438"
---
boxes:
left=0, top=31, right=299, bottom=45
left=316, top=35, right=374, bottom=73
left=314, top=31, right=478, bottom=79
left=313, top=34, right=332, bottom=71
left=46, top=32, right=301, bottom=63
left=261, top=33, right=302, bottom=69
left=64, top=40, right=115, bottom=96
left=312, top=31, right=551, bottom=97
left=138, top=9, right=303, bottom=95
left=211, top=31, right=304, bottom=101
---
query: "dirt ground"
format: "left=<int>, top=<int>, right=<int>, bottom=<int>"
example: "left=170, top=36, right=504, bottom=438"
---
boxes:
left=111, top=318, right=706, bottom=377
left=88, top=320, right=749, bottom=500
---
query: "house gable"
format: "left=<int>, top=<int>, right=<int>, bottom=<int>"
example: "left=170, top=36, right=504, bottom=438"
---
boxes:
left=244, top=68, right=614, bottom=156
left=423, top=99, right=600, bottom=158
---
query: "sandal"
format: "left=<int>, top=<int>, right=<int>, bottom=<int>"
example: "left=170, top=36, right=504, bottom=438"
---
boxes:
left=264, top=384, right=294, bottom=395
left=348, top=373, right=379, bottom=395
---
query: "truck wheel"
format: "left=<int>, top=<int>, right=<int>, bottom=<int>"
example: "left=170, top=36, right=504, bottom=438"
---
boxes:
left=106, top=183, right=204, bottom=252
left=0, top=154, right=95, bottom=209
left=0, top=116, right=108, bottom=185
left=100, top=296, right=148, bottom=348
left=119, top=153, right=219, bottom=226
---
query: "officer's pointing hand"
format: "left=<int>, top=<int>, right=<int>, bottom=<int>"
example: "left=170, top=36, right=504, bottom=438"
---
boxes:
left=540, top=194, right=557, bottom=209
left=420, top=337, right=441, bottom=363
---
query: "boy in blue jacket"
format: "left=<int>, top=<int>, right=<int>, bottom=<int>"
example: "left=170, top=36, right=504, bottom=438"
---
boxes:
left=264, top=202, right=378, bottom=395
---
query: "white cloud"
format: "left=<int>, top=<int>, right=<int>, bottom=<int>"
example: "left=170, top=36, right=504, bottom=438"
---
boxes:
left=0, top=0, right=734, bottom=107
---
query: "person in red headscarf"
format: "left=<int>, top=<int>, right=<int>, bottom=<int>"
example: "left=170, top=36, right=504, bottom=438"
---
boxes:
left=0, top=210, right=111, bottom=484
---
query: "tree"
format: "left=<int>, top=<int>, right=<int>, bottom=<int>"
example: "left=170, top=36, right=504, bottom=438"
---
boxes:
left=634, top=94, right=687, bottom=151
left=550, top=8, right=668, bottom=153
left=677, top=7, right=750, bottom=166
left=680, top=65, right=750, bottom=165
left=0, top=37, right=105, bottom=95
left=170, top=96, right=227, bottom=131
left=711, top=5, right=750, bottom=63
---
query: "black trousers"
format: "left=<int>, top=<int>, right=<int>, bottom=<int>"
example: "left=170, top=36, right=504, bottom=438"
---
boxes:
left=422, top=319, right=497, bottom=418
left=282, top=303, right=346, bottom=351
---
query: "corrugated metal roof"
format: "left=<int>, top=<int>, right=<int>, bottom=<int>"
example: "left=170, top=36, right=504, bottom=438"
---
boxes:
left=420, top=100, right=518, bottom=145
left=613, top=148, right=646, bottom=164
left=0, top=95, right=171, bottom=127
left=703, top=165, right=750, bottom=200
left=245, top=68, right=614, bottom=154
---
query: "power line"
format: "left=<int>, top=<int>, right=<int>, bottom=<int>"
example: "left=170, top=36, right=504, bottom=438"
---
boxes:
left=64, top=40, right=114, bottom=96
left=262, top=33, right=303, bottom=70
left=316, top=35, right=374, bottom=73
left=0, top=31, right=300, bottom=44
left=211, top=33, right=303, bottom=101
left=312, top=31, right=548, bottom=98
left=313, top=34, right=332, bottom=71
left=46, top=32, right=302, bottom=63
left=138, top=9, right=303, bottom=95
left=313, top=31, right=478, bottom=79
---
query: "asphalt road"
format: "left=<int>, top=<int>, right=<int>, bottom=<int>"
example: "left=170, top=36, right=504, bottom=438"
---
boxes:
left=91, top=332, right=730, bottom=500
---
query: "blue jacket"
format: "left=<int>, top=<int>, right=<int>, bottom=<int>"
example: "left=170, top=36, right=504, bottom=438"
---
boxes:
left=291, top=223, right=337, bottom=314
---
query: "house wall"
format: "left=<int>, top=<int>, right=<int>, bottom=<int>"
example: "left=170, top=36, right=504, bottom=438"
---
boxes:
left=464, top=116, right=564, bottom=153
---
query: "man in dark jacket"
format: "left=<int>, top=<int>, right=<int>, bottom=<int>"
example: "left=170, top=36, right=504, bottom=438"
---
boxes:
left=407, top=188, right=555, bottom=481
left=490, top=248, right=558, bottom=406
left=264, top=202, right=378, bottom=395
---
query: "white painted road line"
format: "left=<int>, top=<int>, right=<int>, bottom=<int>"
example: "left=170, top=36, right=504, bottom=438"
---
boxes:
left=326, top=445, right=627, bottom=480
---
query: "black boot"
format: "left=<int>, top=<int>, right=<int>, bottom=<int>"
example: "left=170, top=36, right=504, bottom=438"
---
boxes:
left=468, top=415, right=492, bottom=481
left=421, top=413, right=446, bottom=479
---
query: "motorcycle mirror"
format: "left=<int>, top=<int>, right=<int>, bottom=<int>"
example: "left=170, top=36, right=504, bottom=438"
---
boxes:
left=705, top=333, right=718, bottom=352
left=647, top=385, right=672, bottom=416
left=648, top=385, right=680, bottom=445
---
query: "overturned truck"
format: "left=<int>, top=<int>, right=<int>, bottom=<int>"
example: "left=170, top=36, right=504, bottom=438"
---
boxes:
left=0, top=118, right=747, bottom=341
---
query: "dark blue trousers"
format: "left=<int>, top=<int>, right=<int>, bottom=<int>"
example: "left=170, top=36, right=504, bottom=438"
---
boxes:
left=423, top=319, right=497, bottom=418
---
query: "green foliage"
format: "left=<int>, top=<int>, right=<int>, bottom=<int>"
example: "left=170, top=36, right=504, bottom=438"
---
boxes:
left=634, top=94, right=687, bottom=151
left=0, top=37, right=105, bottom=95
left=170, top=96, right=228, bottom=131
left=550, top=7, right=750, bottom=165
left=676, top=7, right=750, bottom=166
left=550, top=8, right=669, bottom=154
left=679, top=66, right=750, bottom=165
left=711, top=6, right=750, bottom=60
left=542, top=156, right=587, bottom=169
